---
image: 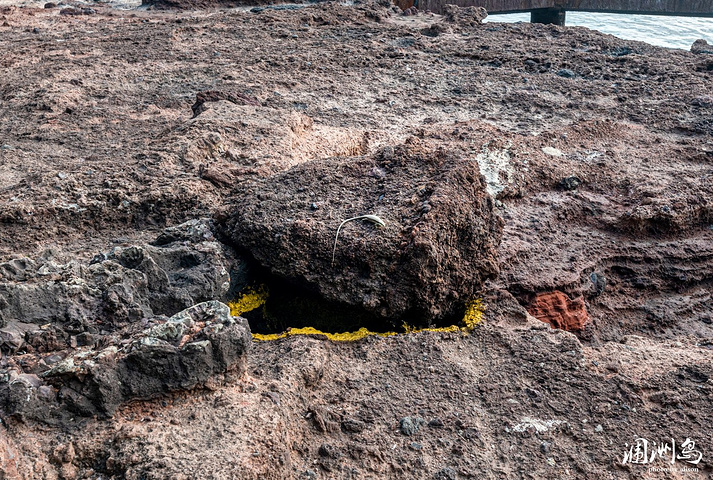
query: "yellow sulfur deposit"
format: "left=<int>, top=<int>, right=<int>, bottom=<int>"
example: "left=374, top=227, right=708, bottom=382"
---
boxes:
left=252, top=327, right=399, bottom=342
left=228, top=285, right=269, bottom=317
left=228, top=285, right=485, bottom=342
left=401, top=298, right=484, bottom=335
left=461, top=297, right=485, bottom=331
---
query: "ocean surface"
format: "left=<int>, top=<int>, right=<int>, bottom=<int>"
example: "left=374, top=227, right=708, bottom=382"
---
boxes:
left=486, top=12, right=713, bottom=50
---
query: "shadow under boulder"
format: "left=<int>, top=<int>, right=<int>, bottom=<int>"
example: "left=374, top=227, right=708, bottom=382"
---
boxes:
left=219, top=140, right=502, bottom=325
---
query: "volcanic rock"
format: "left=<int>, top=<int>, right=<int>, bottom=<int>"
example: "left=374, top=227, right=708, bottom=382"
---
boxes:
left=1, top=301, right=251, bottom=420
left=528, top=291, right=590, bottom=331
left=191, top=90, right=261, bottom=118
left=443, top=4, right=488, bottom=26
left=170, top=101, right=368, bottom=180
left=691, top=39, right=713, bottom=54
left=0, top=219, right=231, bottom=337
left=220, top=141, right=502, bottom=324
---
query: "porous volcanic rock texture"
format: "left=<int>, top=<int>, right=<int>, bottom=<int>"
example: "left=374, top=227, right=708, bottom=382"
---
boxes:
left=221, top=141, right=502, bottom=323
left=0, top=1, right=712, bottom=479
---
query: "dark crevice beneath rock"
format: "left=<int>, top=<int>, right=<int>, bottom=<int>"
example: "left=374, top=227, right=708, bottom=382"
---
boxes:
left=238, top=267, right=470, bottom=335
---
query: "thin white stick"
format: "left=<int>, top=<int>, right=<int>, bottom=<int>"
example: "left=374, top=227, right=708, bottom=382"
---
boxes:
left=331, top=215, right=385, bottom=267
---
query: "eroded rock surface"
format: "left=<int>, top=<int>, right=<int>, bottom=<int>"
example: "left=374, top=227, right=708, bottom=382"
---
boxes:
left=0, top=219, right=232, bottom=354
left=528, top=291, right=590, bottom=331
left=442, top=4, right=487, bottom=26
left=0, top=2, right=712, bottom=479
left=1, top=301, right=251, bottom=420
left=0, top=219, right=252, bottom=422
left=173, top=101, right=370, bottom=182
left=221, top=141, right=502, bottom=323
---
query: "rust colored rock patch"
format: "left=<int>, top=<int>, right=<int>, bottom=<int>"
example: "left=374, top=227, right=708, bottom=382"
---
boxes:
left=528, top=291, right=590, bottom=331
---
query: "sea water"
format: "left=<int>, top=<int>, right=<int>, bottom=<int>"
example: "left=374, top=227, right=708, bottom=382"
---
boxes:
left=486, top=12, right=713, bottom=50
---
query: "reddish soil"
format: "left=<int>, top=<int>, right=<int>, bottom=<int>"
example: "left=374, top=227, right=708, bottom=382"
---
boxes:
left=1, top=1, right=712, bottom=479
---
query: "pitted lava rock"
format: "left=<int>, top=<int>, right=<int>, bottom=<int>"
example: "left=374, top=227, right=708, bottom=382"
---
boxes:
left=528, top=291, right=590, bottom=331
left=221, top=142, right=502, bottom=324
left=442, top=4, right=487, bottom=26
left=1, top=301, right=251, bottom=421
left=0, top=219, right=232, bottom=342
left=0, top=1, right=712, bottom=479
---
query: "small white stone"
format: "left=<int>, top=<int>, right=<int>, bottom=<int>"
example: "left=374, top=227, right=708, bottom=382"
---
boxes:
left=542, top=146, right=565, bottom=157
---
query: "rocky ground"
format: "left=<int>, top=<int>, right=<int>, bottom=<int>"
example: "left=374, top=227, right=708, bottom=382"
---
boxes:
left=0, top=0, right=712, bottom=478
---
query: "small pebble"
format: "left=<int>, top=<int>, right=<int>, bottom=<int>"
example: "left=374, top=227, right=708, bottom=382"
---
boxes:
left=557, top=68, right=576, bottom=78
left=399, top=416, right=425, bottom=436
left=428, top=418, right=444, bottom=428
left=557, top=176, right=583, bottom=191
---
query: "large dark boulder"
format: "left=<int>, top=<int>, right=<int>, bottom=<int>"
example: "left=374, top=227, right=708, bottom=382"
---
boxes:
left=220, top=141, right=502, bottom=324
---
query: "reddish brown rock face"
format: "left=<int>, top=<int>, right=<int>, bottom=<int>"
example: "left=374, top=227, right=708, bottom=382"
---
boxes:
left=221, top=142, right=503, bottom=325
left=528, top=291, right=590, bottom=332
